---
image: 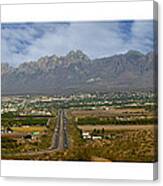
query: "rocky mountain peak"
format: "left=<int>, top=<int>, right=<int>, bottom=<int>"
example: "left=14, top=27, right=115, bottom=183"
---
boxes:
left=126, top=50, right=144, bottom=58
left=1, top=63, right=14, bottom=75
left=1, top=50, right=155, bottom=95
left=66, top=50, right=90, bottom=63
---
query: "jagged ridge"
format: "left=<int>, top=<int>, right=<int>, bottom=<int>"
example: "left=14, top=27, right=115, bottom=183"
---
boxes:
left=1, top=50, right=156, bottom=95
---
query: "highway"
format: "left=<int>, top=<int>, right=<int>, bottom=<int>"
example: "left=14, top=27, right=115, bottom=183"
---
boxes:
left=50, top=109, right=68, bottom=150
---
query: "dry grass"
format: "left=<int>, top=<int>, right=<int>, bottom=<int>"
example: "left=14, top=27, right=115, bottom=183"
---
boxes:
left=86, top=126, right=157, bottom=162
left=78, top=124, right=156, bottom=131
left=11, top=126, right=47, bottom=133
left=91, top=156, right=111, bottom=162
left=71, top=108, right=147, bottom=117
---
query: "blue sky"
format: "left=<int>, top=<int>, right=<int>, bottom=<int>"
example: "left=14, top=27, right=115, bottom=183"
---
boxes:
left=1, top=20, right=154, bottom=66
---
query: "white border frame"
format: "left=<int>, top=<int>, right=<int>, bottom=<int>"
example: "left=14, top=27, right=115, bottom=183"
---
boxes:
left=1, top=0, right=155, bottom=22
left=1, top=160, right=158, bottom=180
left=0, top=0, right=158, bottom=180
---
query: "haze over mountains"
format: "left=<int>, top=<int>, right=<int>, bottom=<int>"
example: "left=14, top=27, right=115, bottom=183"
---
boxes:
left=2, top=50, right=156, bottom=95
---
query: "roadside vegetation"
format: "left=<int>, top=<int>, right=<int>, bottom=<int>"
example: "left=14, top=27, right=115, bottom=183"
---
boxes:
left=77, top=117, right=157, bottom=125
left=1, top=110, right=57, bottom=159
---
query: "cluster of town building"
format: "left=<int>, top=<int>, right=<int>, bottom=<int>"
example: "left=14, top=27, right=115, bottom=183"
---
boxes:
left=2, top=91, right=156, bottom=115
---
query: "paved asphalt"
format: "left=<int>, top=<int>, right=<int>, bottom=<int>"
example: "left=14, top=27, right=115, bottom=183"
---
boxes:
left=50, top=109, right=68, bottom=150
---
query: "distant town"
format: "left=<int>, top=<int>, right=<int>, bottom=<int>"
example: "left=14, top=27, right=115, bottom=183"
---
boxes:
left=2, top=90, right=156, bottom=116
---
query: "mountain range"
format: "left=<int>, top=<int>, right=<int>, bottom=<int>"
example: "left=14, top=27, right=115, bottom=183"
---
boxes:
left=1, top=50, right=156, bottom=95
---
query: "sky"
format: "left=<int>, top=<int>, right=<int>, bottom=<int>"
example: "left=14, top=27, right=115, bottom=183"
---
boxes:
left=1, top=20, right=154, bottom=66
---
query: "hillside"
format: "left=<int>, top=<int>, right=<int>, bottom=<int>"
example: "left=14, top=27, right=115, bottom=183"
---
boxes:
left=1, top=50, right=156, bottom=95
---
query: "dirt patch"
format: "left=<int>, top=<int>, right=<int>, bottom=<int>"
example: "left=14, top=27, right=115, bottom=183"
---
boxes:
left=78, top=124, right=156, bottom=131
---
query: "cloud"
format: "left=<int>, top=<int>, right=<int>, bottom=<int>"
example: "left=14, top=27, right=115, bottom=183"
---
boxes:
left=1, top=21, right=154, bottom=66
left=128, top=21, right=154, bottom=52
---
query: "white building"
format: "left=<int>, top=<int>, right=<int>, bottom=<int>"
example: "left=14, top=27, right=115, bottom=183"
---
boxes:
left=82, top=132, right=91, bottom=139
left=92, top=136, right=102, bottom=140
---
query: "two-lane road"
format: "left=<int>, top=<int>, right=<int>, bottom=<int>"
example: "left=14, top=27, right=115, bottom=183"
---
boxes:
left=50, top=109, right=68, bottom=151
